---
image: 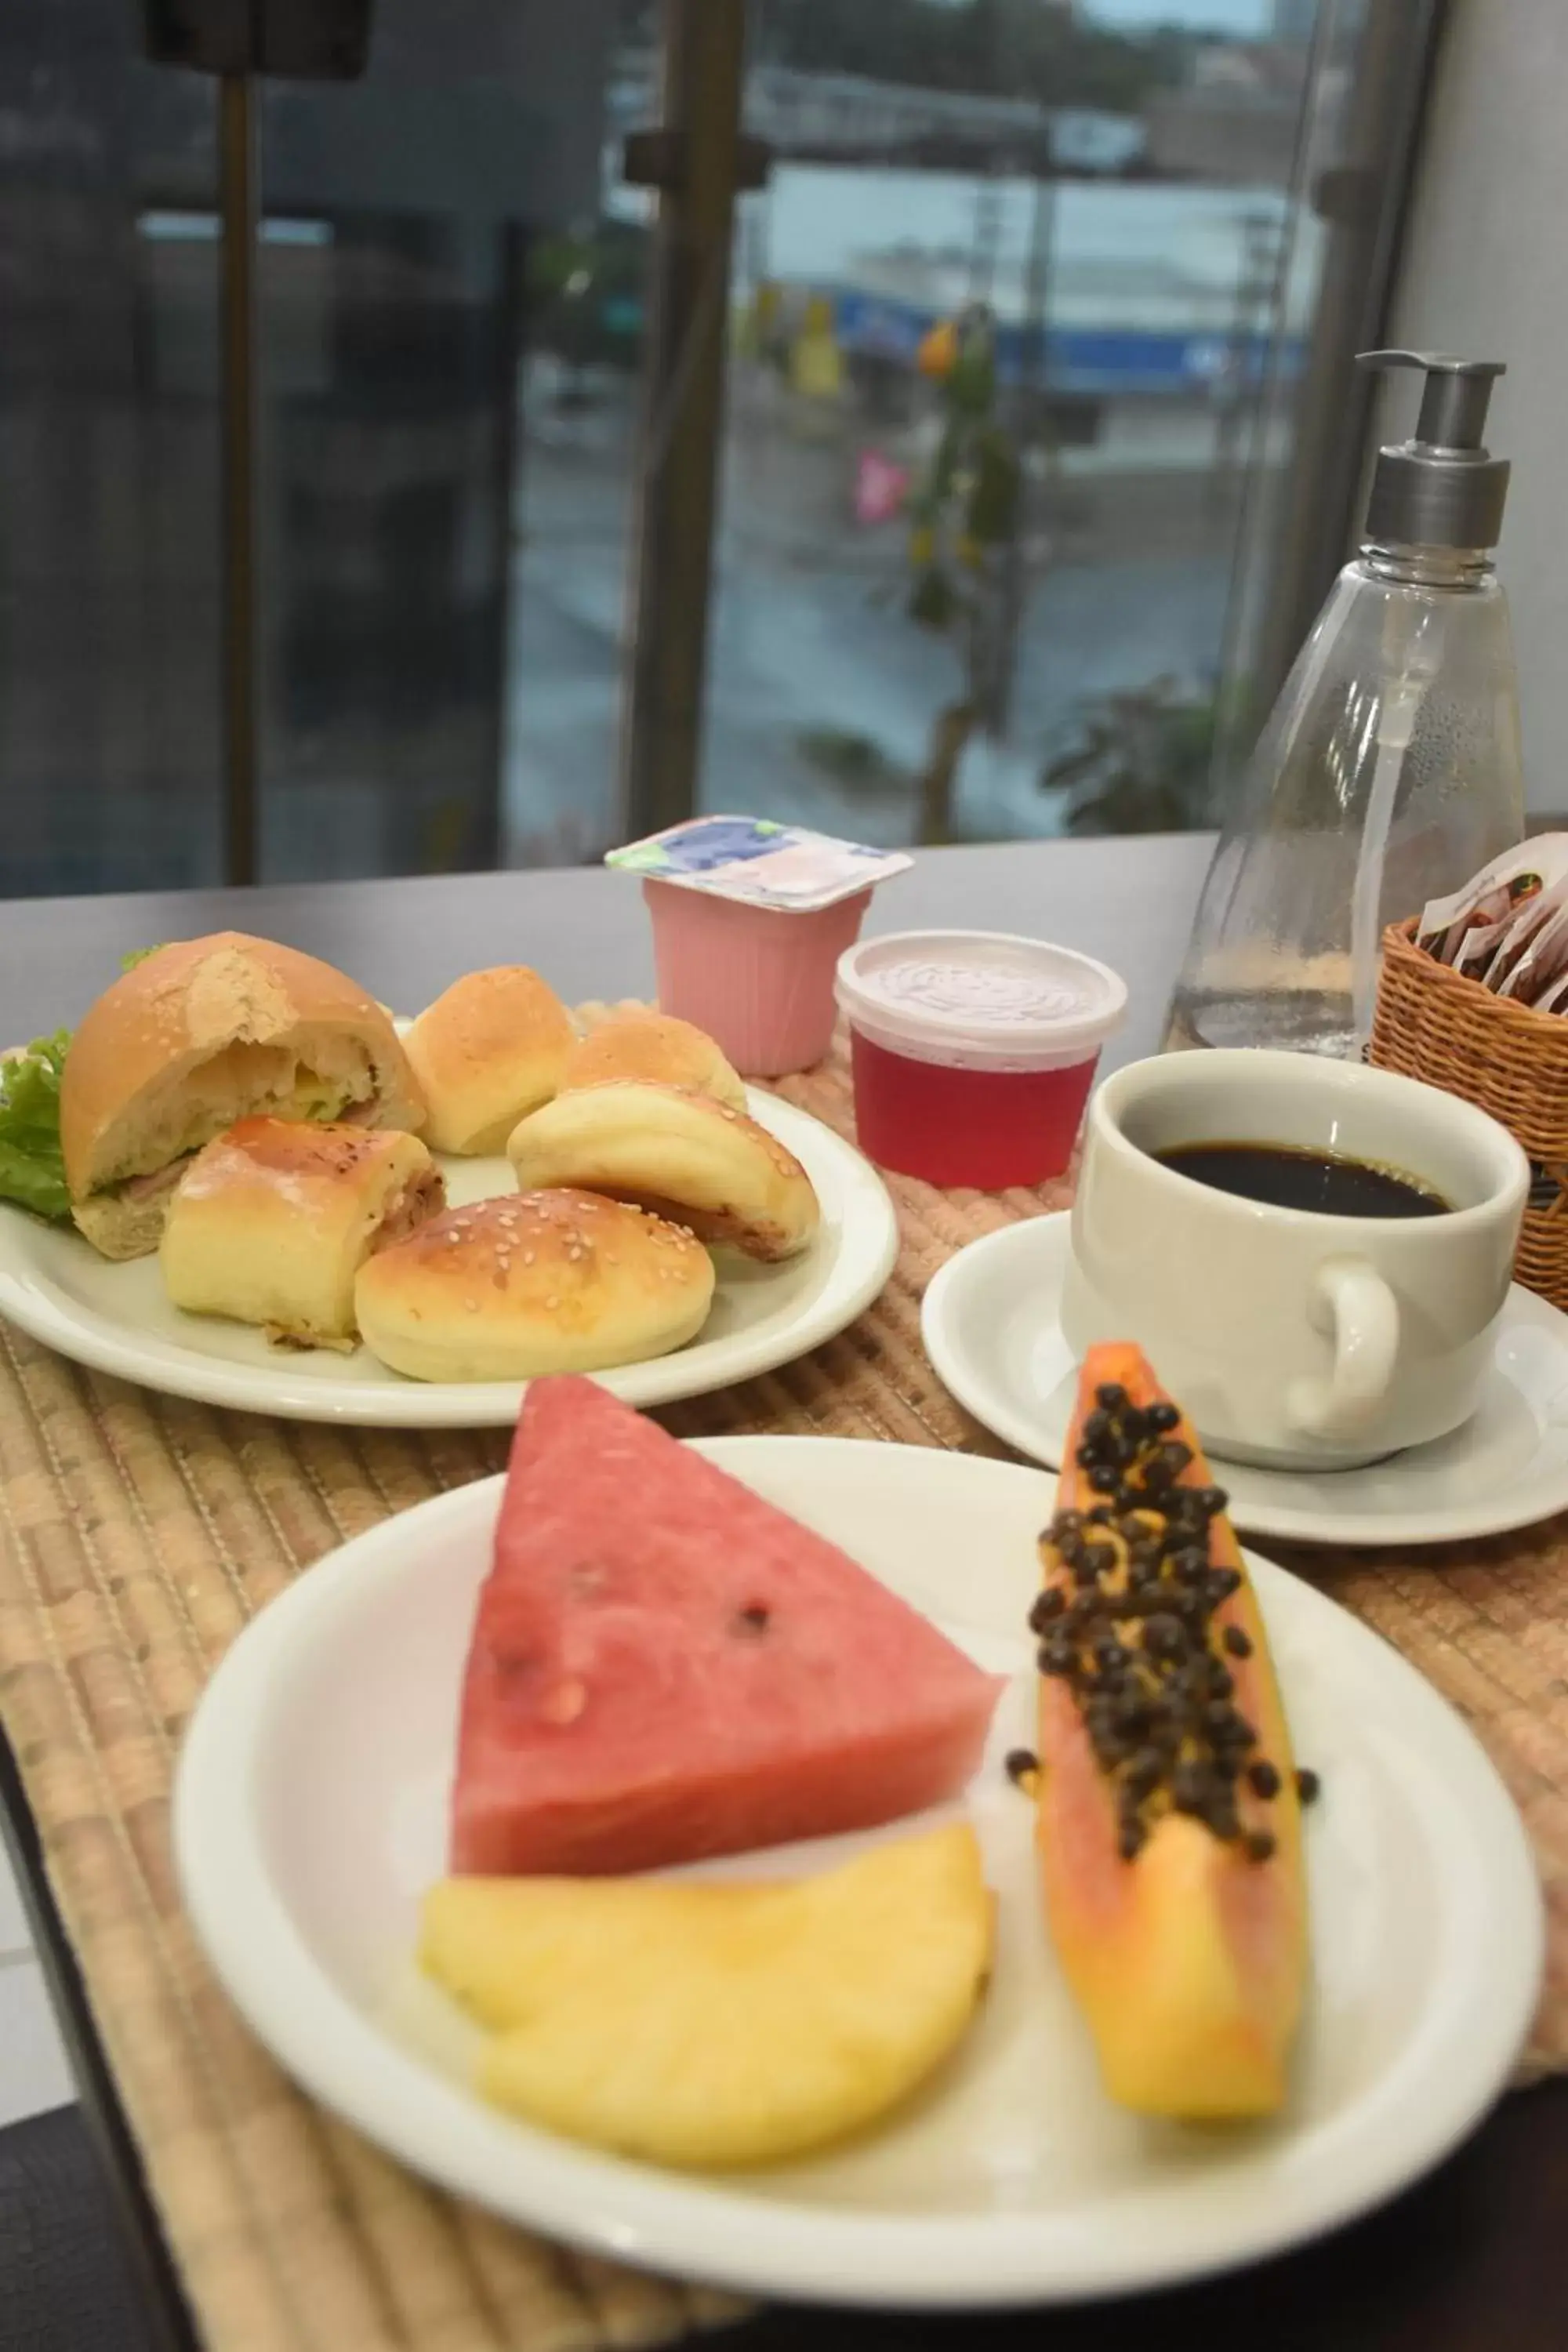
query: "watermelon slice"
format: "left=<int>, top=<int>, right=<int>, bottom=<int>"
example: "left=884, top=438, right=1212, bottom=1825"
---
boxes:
left=451, top=1377, right=1003, bottom=1875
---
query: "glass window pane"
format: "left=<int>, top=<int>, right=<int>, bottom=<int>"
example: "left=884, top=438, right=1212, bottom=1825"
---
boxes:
left=706, top=0, right=1346, bottom=848
left=0, top=2, right=1434, bottom=892
left=258, top=0, right=622, bottom=881
left=0, top=2, right=222, bottom=895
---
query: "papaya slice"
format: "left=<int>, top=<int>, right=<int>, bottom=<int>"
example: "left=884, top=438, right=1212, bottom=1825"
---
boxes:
left=1033, top=1341, right=1310, bottom=2118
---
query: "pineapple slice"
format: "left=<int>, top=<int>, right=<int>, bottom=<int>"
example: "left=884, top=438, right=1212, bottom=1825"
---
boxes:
left=419, top=1822, right=993, bottom=2168
left=419, top=1876, right=753, bottom=2034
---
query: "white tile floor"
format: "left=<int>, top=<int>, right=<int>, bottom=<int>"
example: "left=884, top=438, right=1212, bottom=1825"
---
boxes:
left=0, top=1839, right=74, bottom=2127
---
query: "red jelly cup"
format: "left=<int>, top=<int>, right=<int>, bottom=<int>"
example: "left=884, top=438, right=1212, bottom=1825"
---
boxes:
left=836, top=930, right=1127, bottom=1189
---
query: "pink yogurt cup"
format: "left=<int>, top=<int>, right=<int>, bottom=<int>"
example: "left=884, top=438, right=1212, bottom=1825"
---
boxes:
left=644, top=878, right=872, bottom=1078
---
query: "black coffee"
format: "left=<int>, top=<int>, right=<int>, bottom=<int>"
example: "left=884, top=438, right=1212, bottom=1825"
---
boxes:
left=1156, top=1141, right=1450, bottom=1219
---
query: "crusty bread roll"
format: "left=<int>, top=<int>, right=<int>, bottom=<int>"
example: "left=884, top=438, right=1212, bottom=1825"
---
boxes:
left=161, top=1119, right=445, bottom=1349
left=558, top=1011, right=746, bottom=1112
left=506, top=1081, right=819, bottom=1262
left=62, top=933, right=424, bottom=1261
left=355, top=1188, right=715, bottom=1381
left=403, top=967, right=575, bottom=1156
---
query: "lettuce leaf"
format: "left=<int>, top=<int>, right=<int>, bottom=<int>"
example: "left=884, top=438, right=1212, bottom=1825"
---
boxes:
left=0, top=1032, right=71, bottom=1221
left=2, top=947, right=164, bottom=1224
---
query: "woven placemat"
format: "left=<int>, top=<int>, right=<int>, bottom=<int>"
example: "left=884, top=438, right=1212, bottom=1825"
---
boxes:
left=0, top=1024, right=1564, bottom=2352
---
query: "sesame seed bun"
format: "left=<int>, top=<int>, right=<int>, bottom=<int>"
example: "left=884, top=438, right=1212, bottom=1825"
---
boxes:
left=557, top=1011, right=746, bottom=1112
left=505, top=1080, right=819, bottom=1262
left=403, top=967, right=575, bottom=1156
left=354, top=1188, right=716, bottom=1382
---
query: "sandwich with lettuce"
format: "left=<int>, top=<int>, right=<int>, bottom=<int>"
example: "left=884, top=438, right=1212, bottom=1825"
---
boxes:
left=1, top=937, right=425, bottom=1257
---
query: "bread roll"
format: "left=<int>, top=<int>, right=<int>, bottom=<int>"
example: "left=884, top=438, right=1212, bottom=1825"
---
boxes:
left=62, top=932, right=424, bottom=1261
left=558, top=1011, right=746, bottom=1111
left=506, top=1081, right=818, bottom=1262
left=404, top=967, right=575, bottom=1155
left=161, top=1118, right=445, bottom=1349
left=355, top=1188, right=715, bottom=1381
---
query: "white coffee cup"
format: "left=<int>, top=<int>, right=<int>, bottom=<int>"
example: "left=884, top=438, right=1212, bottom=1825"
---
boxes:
left=1060, top=1049, right=1528, bottom=1469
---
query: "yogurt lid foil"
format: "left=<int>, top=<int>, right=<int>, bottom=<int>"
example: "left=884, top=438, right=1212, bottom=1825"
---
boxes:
left=607, top=815, right=911, bottom=913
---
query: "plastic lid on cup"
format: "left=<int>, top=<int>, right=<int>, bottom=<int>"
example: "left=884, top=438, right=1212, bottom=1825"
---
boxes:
left=836, top=929, right=1128, bottom=1073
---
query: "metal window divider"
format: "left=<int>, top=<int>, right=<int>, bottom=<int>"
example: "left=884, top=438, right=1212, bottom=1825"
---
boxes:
left=619, top=0, right=770, bottom=844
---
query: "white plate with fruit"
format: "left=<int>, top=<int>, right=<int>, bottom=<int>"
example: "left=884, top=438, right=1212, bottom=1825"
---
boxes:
left=173, top=1365, right=1542, bottom=2310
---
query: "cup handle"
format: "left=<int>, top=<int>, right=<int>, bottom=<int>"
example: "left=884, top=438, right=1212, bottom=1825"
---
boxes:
left=1286, top=1258, right=1400, bottom=1440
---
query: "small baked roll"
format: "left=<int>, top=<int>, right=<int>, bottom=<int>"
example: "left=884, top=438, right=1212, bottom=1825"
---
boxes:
left=354, top=1189, right=715, bottom=1381
left=405, top=967, right=575, bottom=1156
left=558, top=1011, right=747, bottom=1112
left=161, top=1118, right=446, bottom=1349
left=506, top=1081, right=818, bottom=1262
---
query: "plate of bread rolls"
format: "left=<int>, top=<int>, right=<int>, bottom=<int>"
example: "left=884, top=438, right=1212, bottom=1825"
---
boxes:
left=0, top=935, right=898, bottom=1425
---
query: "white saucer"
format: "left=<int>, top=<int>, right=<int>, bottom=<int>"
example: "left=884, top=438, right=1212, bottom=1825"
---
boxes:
left=175, top=1440, right=1542, bottom=2310
left=922, top=1211, right=1568, bottom=1548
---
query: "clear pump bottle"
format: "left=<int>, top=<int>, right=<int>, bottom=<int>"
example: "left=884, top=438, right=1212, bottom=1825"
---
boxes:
left=1165, top=350, right=1524, bottom=1058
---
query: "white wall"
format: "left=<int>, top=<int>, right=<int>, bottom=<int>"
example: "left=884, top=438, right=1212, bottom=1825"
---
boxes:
left=1392, top=0, right=1568, bottom=810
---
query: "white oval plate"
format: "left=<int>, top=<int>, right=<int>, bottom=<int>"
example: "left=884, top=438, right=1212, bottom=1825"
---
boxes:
left=923, top=1211, right=1568, bottom=1548
left=0, top=1091, right=896, bottom=1426
left=174, top=1437, right=1541, bottom=2312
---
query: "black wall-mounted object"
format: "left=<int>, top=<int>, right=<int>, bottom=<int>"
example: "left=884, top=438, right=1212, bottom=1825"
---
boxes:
left=139, top=0, right=373, bottom=81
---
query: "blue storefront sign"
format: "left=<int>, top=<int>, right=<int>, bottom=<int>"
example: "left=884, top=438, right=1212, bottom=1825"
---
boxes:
left=832, top=290, right=1301, bottom=395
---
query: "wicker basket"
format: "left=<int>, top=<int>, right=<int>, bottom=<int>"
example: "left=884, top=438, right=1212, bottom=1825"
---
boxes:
left=1370, top=916, right=1568, bottom=1309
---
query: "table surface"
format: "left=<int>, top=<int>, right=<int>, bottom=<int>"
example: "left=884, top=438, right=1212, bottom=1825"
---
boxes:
left=0, top=835, right=1216, bottom=1058
left=2, top=836, right=1565, bottom=2352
